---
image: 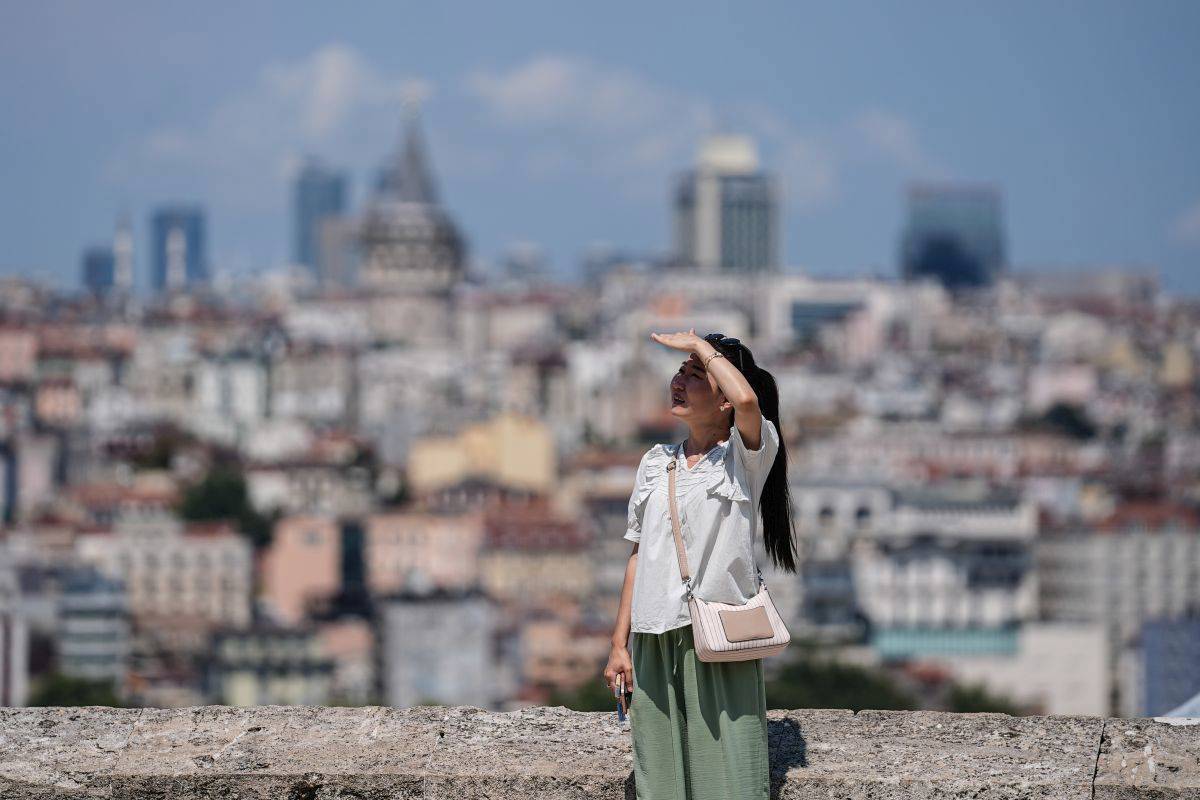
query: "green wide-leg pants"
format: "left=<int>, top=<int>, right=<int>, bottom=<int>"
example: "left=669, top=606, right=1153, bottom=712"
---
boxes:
left=629, top=623, right=769, bottom=800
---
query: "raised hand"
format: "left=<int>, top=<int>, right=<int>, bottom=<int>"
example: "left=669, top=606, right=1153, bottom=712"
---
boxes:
left=650, top=328, right=703, bottom=353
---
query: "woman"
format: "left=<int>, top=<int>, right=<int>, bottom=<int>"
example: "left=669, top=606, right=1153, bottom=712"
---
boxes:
left=604, top=328, right=797, bottom=800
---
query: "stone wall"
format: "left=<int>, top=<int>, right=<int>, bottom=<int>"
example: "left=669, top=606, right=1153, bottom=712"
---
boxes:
left=1, top=705, right=1197, bottom=798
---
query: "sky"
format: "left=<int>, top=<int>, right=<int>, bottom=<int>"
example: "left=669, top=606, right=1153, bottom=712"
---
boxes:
left=2, top=1, right=1199, bottom=293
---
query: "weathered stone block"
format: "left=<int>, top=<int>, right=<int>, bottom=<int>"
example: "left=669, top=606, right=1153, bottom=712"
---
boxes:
left=1095, top=717, right=1200, bottom=799
left=0, top=705, right=1196, bottom=798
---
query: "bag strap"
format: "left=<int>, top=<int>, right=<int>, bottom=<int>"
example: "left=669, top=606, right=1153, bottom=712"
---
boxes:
left=665, top=459, right=695, bottom=601
left=667, top=446, right=767, bottom=599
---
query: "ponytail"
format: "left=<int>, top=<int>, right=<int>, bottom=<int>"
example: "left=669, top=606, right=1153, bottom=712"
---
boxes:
left=715, top=340, right=797, bottom=574
left=744, top=363, right=798, bottom=573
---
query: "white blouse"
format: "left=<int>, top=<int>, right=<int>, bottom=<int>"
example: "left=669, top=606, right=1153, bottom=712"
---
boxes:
left=623, top=411, right=781, bottom=635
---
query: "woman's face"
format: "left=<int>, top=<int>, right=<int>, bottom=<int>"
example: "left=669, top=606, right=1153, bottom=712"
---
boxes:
left=669, top=353, right=727, bottom=419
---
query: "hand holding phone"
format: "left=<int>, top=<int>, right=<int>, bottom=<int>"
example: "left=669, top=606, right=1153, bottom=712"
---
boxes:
left=616, top=673, right=632, bottom=722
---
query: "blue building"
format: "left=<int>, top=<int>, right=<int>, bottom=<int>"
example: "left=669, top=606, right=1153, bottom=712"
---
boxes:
left=790, top=300, right=865, bottom=345
left=900, top=184, right=1005, bottom=289
left=150, top=205, right=207, bottom=291
left=292, top=159, right=348, bottom=275
left=80, top=245, right=115, bottom=295
left=1139, top=618, right=1200, bottom=716
left=58, top=566, right=129, bottom=688
left=379, top=586, right=495, bottom=709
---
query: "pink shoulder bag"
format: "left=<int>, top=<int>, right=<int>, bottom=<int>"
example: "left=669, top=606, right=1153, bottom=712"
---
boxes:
left=666, top=458, right=791, bottom=661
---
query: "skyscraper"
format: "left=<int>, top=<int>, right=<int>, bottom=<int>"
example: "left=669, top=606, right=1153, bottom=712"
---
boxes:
left=113, top=214, right=134, bottom=292
left=150, top=205, right=207, bottom=292
left=292, top=159, right=348, bottom=274
left=900, top=184, right=1006, bottom=290
left=81, top=246, right=115, bottom=295
left=82, top=216, right=135, bottom=297
left=673, top=135, right=779, bottom=273
left=315, top=216, right=361, bottom=288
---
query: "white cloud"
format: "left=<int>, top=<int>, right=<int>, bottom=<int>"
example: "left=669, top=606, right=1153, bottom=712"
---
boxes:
left=778, top=137, right=838, bottom=206
left=466, top=56, right=580, bottom=122
left=465, top=57, right=945, bottom=209
left=467, top=54, right=707, bottom=136
left=101, top=44, right=944, bottom=269
left=110, top=45, right=937, bottom=219
left=143, top=130, right=193, bottom=160
left=734, top=103, right=838, bottom=208
left=852, top=108, right=947, bottom=178
left=213, top=41, right=424, bottom=145
left=107, top=43, right=430, bottom=215
left=1171, top=201, right=1200, bottom=246
left=464, top=54, right=838, bottom=208
left=465, top=53, right=715, bottom=187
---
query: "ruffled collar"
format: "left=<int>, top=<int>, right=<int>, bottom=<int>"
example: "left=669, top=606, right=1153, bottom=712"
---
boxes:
left=639, top=432, right=751, bottom=506
left=670, top=438, right=728, bottom=473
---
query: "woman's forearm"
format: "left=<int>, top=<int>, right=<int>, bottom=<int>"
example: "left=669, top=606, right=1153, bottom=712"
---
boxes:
left=611, top=548, right=638, bottom=648
left=692, top=339, right=756, bottom=407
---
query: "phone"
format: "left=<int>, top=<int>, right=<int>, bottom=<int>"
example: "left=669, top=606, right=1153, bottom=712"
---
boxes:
left=616, top=674, right=632, bottom=722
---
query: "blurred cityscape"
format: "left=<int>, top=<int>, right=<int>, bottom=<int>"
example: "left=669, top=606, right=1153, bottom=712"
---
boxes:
left=0, top=102, right=1198, bottom=721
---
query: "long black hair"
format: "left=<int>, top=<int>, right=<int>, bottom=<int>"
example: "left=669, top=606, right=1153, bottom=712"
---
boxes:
left=712, top=339, right=798, bottom=574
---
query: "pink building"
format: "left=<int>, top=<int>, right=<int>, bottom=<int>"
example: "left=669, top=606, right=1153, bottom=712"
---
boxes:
left=259, top=515, right=342, bottom=626
left=0, top=327, right=37, bottom=383
left=365, top=510, right=484, bottom=594
left=35, top=378, right=82, bottom=427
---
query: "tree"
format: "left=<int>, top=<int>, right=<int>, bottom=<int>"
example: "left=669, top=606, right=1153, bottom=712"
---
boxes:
left=766, top=656, right=919, bottom=712
left=1041, top=402, right=1098, bottom=440
left=28, top=672, right=126, bottom=707
left=179, top=463, right=274, bottom=549
left=548, top=678, right=620, bottom=712
left=946, top=682, right=1025, bottom=715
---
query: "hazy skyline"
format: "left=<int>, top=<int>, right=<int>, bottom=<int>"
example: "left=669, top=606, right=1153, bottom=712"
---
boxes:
left=3, top=1, right=1198, bottom=291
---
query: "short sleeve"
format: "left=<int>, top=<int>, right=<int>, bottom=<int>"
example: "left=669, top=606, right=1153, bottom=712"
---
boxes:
left=729, top=411, right=780, bottom=493
left=623, top=449, right=653, bottom=543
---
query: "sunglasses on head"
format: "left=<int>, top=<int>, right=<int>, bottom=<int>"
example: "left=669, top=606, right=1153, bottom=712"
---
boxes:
left=703, top=332, right=745, bottom=371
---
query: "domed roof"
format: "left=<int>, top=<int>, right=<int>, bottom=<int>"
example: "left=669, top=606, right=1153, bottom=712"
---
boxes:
left=360, top=110, right=466, bottom=291
left=360, top=197, right=461, bottom=245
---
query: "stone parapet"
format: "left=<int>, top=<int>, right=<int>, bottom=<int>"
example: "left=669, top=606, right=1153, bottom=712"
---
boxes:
left=1, top=705, right=1197, bottom=798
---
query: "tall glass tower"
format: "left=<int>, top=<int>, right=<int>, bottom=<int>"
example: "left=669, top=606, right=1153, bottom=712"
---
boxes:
left=150, top=205, right=207, bottom=291
left=293, top=159, right=348, bottom=273
left=673, top=135, right=779, bottom=272
left=81, top=246, right=115, bottom=295
left=900, top=184, right=1005, bottom=289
